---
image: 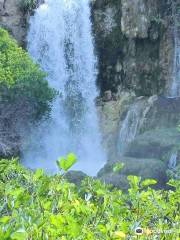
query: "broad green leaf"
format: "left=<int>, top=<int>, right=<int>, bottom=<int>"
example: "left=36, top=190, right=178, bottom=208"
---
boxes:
left=0, top=216, right=10, bottom=224
left=56, top=157, right=66, bottom=170
left=33, top=168, right=44, bottom=181
left=141, top=179, right=157, bottom=188
left=57, top=153, right=77, bottom=171
left=127, top=175, right=141, bottom=190
left=113, top=231, right=126, bottom=239
left=11, top=229, right=28, bottom=240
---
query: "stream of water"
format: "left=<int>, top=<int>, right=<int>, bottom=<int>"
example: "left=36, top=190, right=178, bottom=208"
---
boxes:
left=169, top=2, right=180, bottom=97
left=117, top=103, right=142, bottom=156
left=23, top=0, right=105, bottom=176
left=168, top=151, right=177, bottom=170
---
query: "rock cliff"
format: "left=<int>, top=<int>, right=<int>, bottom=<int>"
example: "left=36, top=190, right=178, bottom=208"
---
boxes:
left=0, top=0, right=26, bottom=45
left=92, top=0, right=180, bottom=187
left=0, top=0, right=179, bottom=187
left=92, top=0, right=173, bottom=96
left=0, top=0, right=174, bottom=95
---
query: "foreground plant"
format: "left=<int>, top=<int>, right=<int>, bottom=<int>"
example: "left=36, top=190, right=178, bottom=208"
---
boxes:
left=0, top=158, right=179, bottom=239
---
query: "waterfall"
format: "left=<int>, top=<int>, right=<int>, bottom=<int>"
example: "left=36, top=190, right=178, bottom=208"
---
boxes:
left=117, top=97, right=154, bottom=156
left=168, top=151, right=177, bottom=170
left=23, top=0, right=105, bottom=176
left=169, top=1, right=180, bottom=97
left=117, top=104, right=141, bottom=156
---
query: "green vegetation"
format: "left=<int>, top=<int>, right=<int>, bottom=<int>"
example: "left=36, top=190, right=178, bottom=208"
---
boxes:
left=0, top=158, right=179, bottom=240
left=0, top=28, right=54, bottom=119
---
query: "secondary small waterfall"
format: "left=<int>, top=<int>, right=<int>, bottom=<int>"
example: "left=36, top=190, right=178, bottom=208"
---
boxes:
left=168, top=151, right=177, bottom=170
left=23, top=0, right=105, bottom=175
left=169, top=1, right=180, bottom=97
left=117, top=104, right=141, bottom=156
left=117, top=97, right=155, bottom=156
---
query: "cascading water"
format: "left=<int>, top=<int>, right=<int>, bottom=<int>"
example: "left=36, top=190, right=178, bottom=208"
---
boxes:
left=169, top=1, right=180, bottom=97
left=117, top=104, right=141, bottom=156
left=23, top=0, right=105, bottom=176
left=117, top=98, right=154, bottom=156
left=168, top=151, right=177, bottom=170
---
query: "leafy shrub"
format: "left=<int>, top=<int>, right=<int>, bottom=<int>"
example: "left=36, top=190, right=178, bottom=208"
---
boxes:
left=0, top=28, right=54, bottom=119
left=0, top=158, right=179, bottom=239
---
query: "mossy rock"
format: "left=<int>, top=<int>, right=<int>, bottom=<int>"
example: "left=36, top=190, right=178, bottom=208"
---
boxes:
left=98, top=157, right=167, bottom=190
left=125, top=128, right=180, bottom=163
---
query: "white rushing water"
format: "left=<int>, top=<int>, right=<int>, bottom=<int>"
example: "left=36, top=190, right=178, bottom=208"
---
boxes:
left=169, top=2, right=180, bottom=97
left=23, top=0, right=105, bottom=176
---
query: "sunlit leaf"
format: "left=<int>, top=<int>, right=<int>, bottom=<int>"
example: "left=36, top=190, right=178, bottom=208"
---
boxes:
left=113, top=231, right=126, bottom=239
left=0, top=216, right=10, bottom=224
left=11, top=229, right=28, bottom=240
left=141, top=179, right=157, bottom=188
left=33, top=169, right=44, bottom=181
left=57, top=153, right=77, bottom=171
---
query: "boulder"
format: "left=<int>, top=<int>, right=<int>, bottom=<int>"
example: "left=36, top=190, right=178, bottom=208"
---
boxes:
left=125, top=128, right=180, bottom=164
left=103, top=90, right=112, bottom=102
left=65, top=171, right=87, bottom=186
left=98, top=157, right=167, bottom=190
left=99, top=95, right=180, bottom=163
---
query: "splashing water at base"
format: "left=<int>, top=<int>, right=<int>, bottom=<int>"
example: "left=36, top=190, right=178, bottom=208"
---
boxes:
left=22, top=0, right=105, bottom=176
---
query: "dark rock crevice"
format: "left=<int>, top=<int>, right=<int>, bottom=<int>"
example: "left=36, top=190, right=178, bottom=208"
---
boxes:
left=92, top=0, right=173, bottom=96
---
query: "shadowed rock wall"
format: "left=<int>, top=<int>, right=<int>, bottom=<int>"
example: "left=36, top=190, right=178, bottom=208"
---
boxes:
left=92, top=0, right=173, bottom=96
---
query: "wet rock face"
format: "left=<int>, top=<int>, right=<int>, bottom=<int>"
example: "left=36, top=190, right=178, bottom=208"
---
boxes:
left=98, top=94, right=180, bottom=189
left=99, top=94, right=180, bottom=162
left=92, top=0, right=172, bottom=96
left=0, top=0, right=26, bottom=45
left=0, top=102, right=21, bottom=158
left=0, top=0, right=42, bottom=46
left=92, top=0, right=123, bottom=93
left=125, top=128, right=180, bottom=162
left=97, top=90, right=135, bottom=161
left=0, top=98, right=38, bottom=159
left=0, top=0, right=173, bottom=95
left=142, top=97, right=180, bottom=131
left=121, top=0, right=157, bottom=39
